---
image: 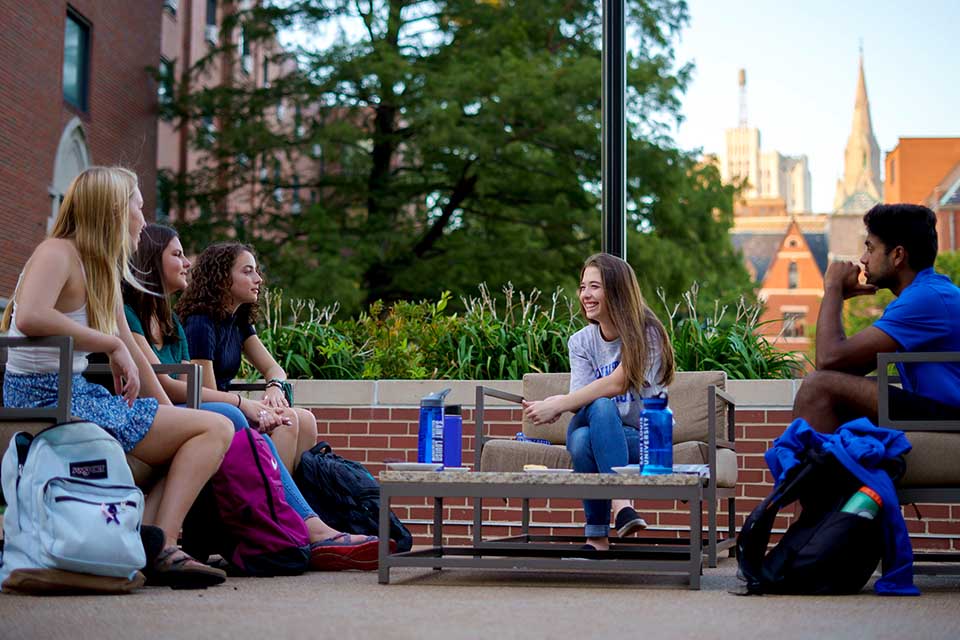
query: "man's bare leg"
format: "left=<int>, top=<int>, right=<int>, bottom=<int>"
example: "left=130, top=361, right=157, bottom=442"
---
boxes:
left=792, top=370, right=880, bottom=432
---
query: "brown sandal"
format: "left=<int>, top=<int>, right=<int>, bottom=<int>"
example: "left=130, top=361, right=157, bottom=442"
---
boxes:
left=144, top=546, right=227, bottom=589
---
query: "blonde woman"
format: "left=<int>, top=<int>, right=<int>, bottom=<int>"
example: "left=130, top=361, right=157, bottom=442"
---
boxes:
left=523, top=253, right=675, bottom=551
left=2, top=167, right=233, bottom=587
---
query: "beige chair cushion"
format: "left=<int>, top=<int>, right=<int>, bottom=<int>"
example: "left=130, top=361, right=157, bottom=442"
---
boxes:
left=479, top=439, right=571, bottom=472
left=519, top=370, right=727, bottom=446
left=521, top=373, right=572, bottom=444
left=900, top=432, right=960, bottom=487
left=669, top=371, right=726, bottom=444
left=479, top=438, right=736, bottom=488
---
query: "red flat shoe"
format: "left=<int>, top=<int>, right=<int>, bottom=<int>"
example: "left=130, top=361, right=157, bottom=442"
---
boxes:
left=309, top=536, right=396, bottom=571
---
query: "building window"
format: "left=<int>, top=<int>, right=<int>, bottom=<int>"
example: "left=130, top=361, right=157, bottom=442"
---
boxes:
left=163, top=0, right=178, bottom=15
left=63, top=11, right=90, bottom=111
left=783, top=312, right=805, bottom=339
left=262, top=56, right=270, bottom=87
left=240, top=27, right=251, bottom=74
left=205, top=0, right=218, bottom=44
left=890, top=159, right=896, bottom=184
left=201, top=114, right=216, bottom=145
left=788, top=261, right=798, bottom=289
left=273, top=161, right=282, bottom=203
left=259, top=154, right=269, bottom=182
left=158, top=58, right=175, bottom=108
left=295, top=104, right=304, bottom=137
left=291, top=174, right=301, bottom=214
left=157, top=174, right=172, bottom=222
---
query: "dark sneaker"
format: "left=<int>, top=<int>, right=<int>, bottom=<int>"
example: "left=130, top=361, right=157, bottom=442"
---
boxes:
left=615, top=506, right=648, bottom=537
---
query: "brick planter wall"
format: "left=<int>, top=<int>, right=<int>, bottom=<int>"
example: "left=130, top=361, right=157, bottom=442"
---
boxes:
left=307, top=392, right=960, bottom=552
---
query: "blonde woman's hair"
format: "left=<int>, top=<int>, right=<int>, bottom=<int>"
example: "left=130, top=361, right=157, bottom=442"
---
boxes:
left=2, top=166, right=142, bottom=335
left=580, top=253, right=675, bottom=393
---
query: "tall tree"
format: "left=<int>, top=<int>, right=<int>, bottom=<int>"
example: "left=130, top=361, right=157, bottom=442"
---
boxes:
left=168, top=0, right=751, bottom=315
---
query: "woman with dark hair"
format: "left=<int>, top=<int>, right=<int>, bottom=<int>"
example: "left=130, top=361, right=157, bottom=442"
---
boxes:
left=176, top=242, right=316, bottom=474
left=127, top=226, right=380, bottom=570
left=523, top=253, right=675, bottom=551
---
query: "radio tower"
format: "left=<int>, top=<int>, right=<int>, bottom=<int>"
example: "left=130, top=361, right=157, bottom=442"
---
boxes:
left=738, top=68, right=748, bottom=127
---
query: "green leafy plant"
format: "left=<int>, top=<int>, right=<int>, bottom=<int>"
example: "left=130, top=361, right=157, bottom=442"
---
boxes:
left=659, top=284, right=808, bottom=379
left=242, top=284, right=804, bottom=382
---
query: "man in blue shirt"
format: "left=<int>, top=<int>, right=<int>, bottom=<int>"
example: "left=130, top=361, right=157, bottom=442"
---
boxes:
left=793, top=203, right=960, bottom=431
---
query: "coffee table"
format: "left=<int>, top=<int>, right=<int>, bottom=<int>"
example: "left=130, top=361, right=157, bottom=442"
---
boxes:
left=377, top=470, right=702, bottom=588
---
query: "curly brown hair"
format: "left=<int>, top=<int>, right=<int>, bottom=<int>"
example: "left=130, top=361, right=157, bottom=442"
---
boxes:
left=175, top=242, right=262, bottom=325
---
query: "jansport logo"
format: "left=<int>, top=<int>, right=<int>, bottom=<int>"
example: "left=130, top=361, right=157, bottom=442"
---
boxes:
left=69, top=459, right=108, bottom=479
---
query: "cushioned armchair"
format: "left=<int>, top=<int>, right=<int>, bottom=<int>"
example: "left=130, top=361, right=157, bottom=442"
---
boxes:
left=475, top=370, right=737, bottom=567
left=878, top=352, right=960, bottom=572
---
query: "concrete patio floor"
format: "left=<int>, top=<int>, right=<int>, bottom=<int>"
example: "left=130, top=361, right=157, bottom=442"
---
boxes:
left=2, top=558, right=959, bottom=640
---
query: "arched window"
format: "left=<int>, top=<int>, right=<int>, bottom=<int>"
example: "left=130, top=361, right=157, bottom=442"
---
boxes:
left=50, top=117, right=91, bottom=230
left=788, top=261, right=799, bottom=289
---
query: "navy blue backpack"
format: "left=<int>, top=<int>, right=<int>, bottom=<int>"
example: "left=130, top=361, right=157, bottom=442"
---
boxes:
left=294, top=442, right=413, bottom=552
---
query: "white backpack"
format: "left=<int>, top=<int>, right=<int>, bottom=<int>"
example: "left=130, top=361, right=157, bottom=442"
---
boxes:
left=0, top=421, right=145, bottom=587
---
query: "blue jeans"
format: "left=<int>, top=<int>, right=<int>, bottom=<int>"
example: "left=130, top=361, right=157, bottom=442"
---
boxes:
left=566, top=398, right=640, bottom=538
left=192, top=402, right=318, bottom=521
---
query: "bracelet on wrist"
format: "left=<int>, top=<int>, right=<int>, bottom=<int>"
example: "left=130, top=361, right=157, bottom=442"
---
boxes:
left=236, top=393, right=243, bottom=407
left=265, top=380, right=284, bottom=390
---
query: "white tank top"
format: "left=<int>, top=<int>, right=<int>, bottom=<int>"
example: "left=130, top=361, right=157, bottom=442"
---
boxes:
left=4, top=271, right=91, bottom=375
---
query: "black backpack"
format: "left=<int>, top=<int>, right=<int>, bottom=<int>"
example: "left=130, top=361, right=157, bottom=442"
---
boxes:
left=294, top=442, right=413, bottom=552
left=737, top=449, right=887, bottom=595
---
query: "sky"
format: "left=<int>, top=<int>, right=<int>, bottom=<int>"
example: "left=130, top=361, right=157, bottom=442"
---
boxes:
left=670, top=0, right=960, bottom=211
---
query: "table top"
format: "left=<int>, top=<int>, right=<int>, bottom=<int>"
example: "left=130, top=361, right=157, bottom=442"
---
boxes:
left=379, top=470, right=701, bottom=486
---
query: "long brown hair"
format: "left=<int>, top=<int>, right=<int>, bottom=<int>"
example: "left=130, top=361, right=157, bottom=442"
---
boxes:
left=580, top=253, right=675, bottom=392
left=2, top=166, right=143, bottom=335
left=176, top=242, right=261, bottom=325
left=123, top=224, right=180, bottom=345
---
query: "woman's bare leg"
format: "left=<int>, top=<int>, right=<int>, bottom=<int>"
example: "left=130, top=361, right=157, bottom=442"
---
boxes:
left=130, top=406, right=234, bottom=547
left=268, top=409, right=300, bottom=473
left=293, top=407, right=318, bottom=471
left=142, top=476, right=166, bottom=525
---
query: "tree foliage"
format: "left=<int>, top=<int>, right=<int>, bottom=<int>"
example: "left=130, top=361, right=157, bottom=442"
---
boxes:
left=167, top=0, right=751, bottom=315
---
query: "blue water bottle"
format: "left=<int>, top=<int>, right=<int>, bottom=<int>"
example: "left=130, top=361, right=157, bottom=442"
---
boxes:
left=640, top=394, right=673, bottom=475
left=442, top=405, right=463, bottom=467
left=418, top=388, right=450, bottom=463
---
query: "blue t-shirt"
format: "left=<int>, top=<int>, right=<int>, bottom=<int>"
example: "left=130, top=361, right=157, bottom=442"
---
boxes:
left=181, top=312, right=257, bottom=391
left=873, top=268, right=960, bottom=407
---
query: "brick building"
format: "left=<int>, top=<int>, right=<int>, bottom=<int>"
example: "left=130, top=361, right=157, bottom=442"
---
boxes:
left=157, top=0, right=310, bottom=224
left=731, top=212, right=867, bottom=361
left=0, top=0, right=162, bottom=301
left=884, top=137, right=960, bottom=254
left=884, top=138, right=960, bottom=206
left=924, top=162, right=960, bottom=253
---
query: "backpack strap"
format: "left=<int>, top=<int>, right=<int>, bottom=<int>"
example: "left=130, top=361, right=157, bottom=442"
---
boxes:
left=737, top=459, right=817, bottom=594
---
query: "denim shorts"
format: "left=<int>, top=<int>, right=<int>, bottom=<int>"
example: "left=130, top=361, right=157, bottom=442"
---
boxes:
left=3, top=372, right=159, bottom=453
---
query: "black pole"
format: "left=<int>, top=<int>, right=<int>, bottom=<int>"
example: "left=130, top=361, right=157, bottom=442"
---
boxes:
left=601, top=0, right=626, bottom=259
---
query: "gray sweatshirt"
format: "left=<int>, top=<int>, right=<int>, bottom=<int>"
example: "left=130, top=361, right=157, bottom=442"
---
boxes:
left=567, top=323, right=666, bottom=428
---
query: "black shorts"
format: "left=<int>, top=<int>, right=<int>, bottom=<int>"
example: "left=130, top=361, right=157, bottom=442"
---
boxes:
left=888, top=385, right=960, bottom=421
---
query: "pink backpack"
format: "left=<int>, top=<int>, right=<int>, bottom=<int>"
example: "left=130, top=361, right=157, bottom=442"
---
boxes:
left=183, top=429, right=310, bottom=576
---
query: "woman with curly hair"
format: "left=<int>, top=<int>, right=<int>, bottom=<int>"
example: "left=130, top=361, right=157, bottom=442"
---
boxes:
left=176, top=242, right=316, bottom=474
left=127, top=226, right=380, bottom=570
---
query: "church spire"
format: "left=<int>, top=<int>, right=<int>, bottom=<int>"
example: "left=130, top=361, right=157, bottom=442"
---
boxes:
left=833, top=46, right=883, bottom=212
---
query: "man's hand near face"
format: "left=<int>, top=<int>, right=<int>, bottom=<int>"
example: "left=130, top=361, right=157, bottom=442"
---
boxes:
left=825, top=262, right=878, bottom=300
